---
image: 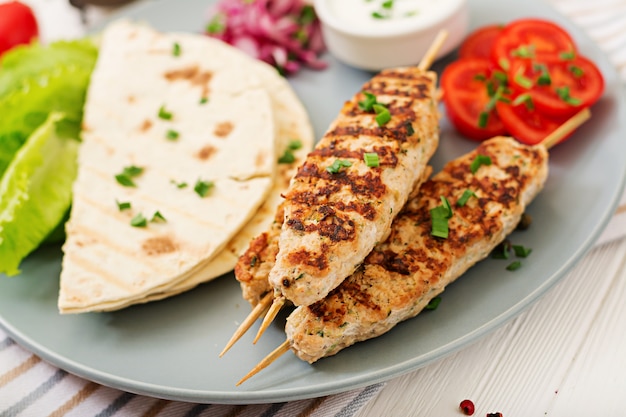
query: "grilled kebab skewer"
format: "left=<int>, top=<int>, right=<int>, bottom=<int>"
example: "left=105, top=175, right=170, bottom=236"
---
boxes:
left=235, top=108, right=590, bottom=383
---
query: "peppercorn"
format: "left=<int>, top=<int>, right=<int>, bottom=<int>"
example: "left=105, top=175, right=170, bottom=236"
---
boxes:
left=459, top=399, right=475, bottom=415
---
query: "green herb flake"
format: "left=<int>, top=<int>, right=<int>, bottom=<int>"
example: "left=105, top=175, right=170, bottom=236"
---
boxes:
left=473, top=73, right=487, bottom=82
left=170, top=179, right=188, bottom=189
left=363, top=152, right=380, bottom=168
left=194, top=179, right=214, bottom=197
left=115, top=174, right=136, bottom=187
left=559, top=50, right=576, bottom=60
left=372, top=11, right=387, bottom=19
left=116, top=200, right=131, bottom=211
left=278, top=149, right=296, bottom=164
left=478, top=111, right=489, bottom=129
left=512, top=244, right=532, bottom=258
left=115, top=165, right=144, bottom=187
left=206, top=13, right=226, bottom=35
left=358, top=91, right=378, bottom=112
left=158, top=105, right=173, bottom=120
left=555, top=86, right=582, bottom=105
left=430, top=197, right=453, bottom=239
left=172, top=42, right=181, bottom=57
left=569, top=65, right=584, bottom=78
left=199, top=97, right=209, bottom=105
left=166, top=129, right=179, bottom=140
left=287, top=139, right=303, bottom=150
left=514, top=73, right=534, bottom=89
left=470, top=154, right=492, bottom=174
left=512, top=93, right=535, bottom=110
left=506, top=260, right=522, bottom=271
left=382, top=0, right=394, bottom=8
left=492, top=240, right=512, bottom=259
left=249, top=255, right=257, bottom=267
left=372, top=103, right=391, bottom=126
left=456, top=189, right=477, bottom=207
left=405, top=122, right=415, bottom=136
left=511, top=44, right=535, bottom=59
left=151, top=211, right=167, bottom=223
left=425, top=296, right=442, bottom=310
left=326, top=159, right=353, bottom=174
left=499, top=58, right=510, bottom=71
left=130, top=213, right=147, bottom=228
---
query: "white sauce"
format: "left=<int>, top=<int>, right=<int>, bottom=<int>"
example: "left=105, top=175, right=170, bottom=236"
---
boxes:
left=325, top=0, right=460, bottom=32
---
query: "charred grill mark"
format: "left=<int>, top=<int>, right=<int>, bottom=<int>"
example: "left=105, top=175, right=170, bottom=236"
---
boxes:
left=286, top=248, right=329, bottom=272
left=286, top=205, right=361, bottom=241
left=293, top=166, right=387, bottom=200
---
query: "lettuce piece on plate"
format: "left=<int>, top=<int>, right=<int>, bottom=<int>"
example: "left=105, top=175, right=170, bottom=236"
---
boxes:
left=0, top=113, right=79, bottom=276
left=0, top=39, right=97, bottom=176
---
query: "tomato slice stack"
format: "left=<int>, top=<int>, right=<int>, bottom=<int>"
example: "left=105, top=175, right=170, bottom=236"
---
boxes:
left=441, top=18, right=604, bottom=145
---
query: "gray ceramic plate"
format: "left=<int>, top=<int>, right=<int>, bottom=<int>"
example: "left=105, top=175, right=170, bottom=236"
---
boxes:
left=1, top=0, right=625, bottom=405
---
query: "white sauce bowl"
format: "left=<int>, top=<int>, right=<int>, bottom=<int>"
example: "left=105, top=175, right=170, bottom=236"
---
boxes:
left=314, top=0, right=469, bottom=71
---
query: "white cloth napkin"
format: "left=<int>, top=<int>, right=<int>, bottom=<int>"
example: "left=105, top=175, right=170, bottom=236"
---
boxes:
left=1, top=0, right=625, bottom=416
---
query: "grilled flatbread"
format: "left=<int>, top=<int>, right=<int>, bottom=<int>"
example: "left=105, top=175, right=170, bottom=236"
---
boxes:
left=58, top=21, right=281, bottom=313
left=100, top=30, right=315, bottom=308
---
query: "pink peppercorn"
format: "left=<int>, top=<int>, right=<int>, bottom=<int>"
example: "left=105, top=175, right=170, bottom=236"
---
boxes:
left=459, top=399, right=475, bottom=415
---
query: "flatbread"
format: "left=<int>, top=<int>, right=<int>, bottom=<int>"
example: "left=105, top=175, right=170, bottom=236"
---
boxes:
left=145, top=44, right=315, bottom=302
left=58, top=21, right=278, bottom=313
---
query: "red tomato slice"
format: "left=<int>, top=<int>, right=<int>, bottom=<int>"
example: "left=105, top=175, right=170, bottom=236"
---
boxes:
left=441, top=58, right=508, bottom=141
left=0, top=1, right=38, bottom=56
left=458, top=24, right=504, bottom=60
left=495, top=100, right=574, bottom=146
left=491, top=18, right=576, bottom=69
left=508, top=55, right=604, bottom=117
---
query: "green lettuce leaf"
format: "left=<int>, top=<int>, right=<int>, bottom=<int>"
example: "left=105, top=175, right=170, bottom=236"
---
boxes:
left=0, top=113, right=79, bottom=276
left=0, top=39, right=97, bottom=176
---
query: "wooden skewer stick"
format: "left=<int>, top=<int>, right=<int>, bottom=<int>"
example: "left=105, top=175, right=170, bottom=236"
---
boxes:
left=246, top=30, right=452, bottom=347
left=236, top=339, right=291, bottom=386
left=418, top=30, right=449, bottom=71
left=235, top=108, right=594, bottom=385
left=219, top=292, right=273, bottom=357
left=540, top=108, right=591, bottom=150
left=252, top=296, right=285, bottom=344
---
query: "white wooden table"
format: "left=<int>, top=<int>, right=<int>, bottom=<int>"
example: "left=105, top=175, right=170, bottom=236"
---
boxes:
left=2, top=1, right=625, bottom=416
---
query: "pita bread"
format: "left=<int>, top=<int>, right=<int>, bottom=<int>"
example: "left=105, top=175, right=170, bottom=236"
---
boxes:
left=58, top=21, right=278, bottom=313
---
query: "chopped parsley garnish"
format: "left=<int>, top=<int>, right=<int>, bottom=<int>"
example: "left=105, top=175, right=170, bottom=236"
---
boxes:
left=478, top=111, right=489, bottom=129
left=506, top=260, right=522, bottom=271
left=158, top=105, right=173, bottom=120
left=326, top=159, right=353, bottom=174
left=470, top=154, right=492, bottom=174
left=172, top=42, right=181, bottom=57
left=559, top=50, right=576, bottom=60
left=115, top=165, right=144, bottom=187
left=556, top=86, right=582, bottom=105
left=166, top=129, right=179, bottom=140
left=382, top=0, right=394, bottom=8
left=363, top=152, right=380, bottom=168
left=425, top=296, right=442, bottom=310
left=430, top=196, right=453, bottom=238
left=116, top=200, right=131, bottom=211
left=130, top=213, right=147, bottom=228
left=194, top=179, right=214, bottom=197
left=456, top=189, right=477, bottom=207
left=492, top=240, right=512, bottom=259
left=287, top=139, right=303, bottom=150
left=151, top=211, right=167, bottom=223
left=372, top=103, right=391, bottom=126
left=199, top=97, right=209, bottom=105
